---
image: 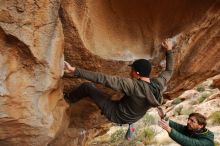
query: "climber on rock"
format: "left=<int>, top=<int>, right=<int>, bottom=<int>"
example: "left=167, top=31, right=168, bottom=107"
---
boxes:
left=63, top=38, right=174, bottom=140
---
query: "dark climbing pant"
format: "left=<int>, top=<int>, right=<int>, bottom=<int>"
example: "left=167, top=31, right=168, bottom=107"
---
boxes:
left=67, top=82, right=121, bottom=123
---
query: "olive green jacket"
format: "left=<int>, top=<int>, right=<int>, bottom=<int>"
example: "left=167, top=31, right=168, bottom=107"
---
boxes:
left=74, top=51, right=173, bottom=124
left=169, top=120, right=214, bottom=146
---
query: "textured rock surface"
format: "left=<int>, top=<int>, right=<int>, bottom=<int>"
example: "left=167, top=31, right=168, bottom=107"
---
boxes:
left=61, top=0, right=220, bottom=98
left=0, top=0, right=220, bottom=146
left=0, top=0, right=68, bottom=146
left=61, top=0, right=218, bottom=61
left=212, top=75, right=220, bottom=89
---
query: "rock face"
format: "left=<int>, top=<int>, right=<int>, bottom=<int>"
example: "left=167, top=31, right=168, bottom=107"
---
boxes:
left=212, top=75, right=220, bottom=89
left=61, top=0, right=218, bottom=61
left=0, top=0, right=68, bottom=146
left=60, top=0, right=220, bottom=98
left=0, top=0, right=220, bottom=146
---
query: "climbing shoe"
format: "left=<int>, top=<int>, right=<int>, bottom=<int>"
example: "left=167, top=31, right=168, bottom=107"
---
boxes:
left=125, top=124, right=135, bottom=140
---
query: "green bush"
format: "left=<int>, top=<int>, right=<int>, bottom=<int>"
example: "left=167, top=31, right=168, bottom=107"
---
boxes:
left=137, top=127, right=155, bottom=144
left=110, top=128, right=125, bottom=143
left=189, top=99, right=198, bottom=105
left=180, top=106, right=194, bottom=115
left=174, top=105, right=183, bottom=116
left=214, top=141, right=220, bottom=146
left=143, top=113, right=155, bottom=126
left=171, top=98, right=182, bottom=105
left=209, top=111, right=220, bottom=125
left=196, top=86, right=205, bottom=92
left=198, top=92, right=212, bottom=103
